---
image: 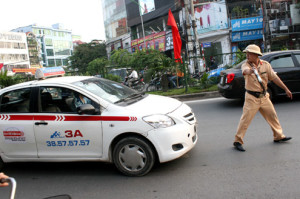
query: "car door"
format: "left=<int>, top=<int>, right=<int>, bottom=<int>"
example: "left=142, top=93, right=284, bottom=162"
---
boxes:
left=268, top=53, right=299, bottom=94
left=0, top=87, right=37, bottom=158
left=33, top=86, right=103, bottom=158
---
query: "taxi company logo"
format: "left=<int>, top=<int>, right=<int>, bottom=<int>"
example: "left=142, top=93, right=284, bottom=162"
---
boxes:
left=50, top=131, right=65, bottom=138
left=3, top=127, right=26, bottom=142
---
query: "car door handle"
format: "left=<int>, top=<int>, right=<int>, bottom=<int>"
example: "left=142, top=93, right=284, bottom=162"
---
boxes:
left=35, top=122, right=48, bottom=125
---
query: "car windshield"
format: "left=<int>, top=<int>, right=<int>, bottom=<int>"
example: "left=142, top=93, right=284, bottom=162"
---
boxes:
left=72, top=77, right=139, bottom=104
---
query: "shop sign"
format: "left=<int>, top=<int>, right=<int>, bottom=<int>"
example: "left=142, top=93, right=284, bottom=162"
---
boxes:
left=165, top=31, right=173, bottom=51
left=194, top=1, right=228, bottom=34
left=131, top=31, right=166, bottom=52
left=139, top=0, right=155, bottom=16
left=231, top=16, right=263, bottom=32
left=202, top=42, right=211, bottom=48
left=12, top=68, right=37, bottom=74
left=232, top=29, right=263, bottom=42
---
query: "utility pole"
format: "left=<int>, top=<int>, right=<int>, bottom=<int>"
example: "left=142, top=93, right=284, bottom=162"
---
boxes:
left=262, top=0, right=271, bottom=52
left=190, top=0, right=200, bottom=73
left=184, top=0, right=192, bottom=70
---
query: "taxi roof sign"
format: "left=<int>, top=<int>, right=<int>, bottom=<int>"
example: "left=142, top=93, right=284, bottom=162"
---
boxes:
left=35, top=67, right=65, bottom=79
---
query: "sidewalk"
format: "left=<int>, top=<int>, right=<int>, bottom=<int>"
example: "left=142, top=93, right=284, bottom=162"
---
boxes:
left=170, top=91, right=221, bottom=101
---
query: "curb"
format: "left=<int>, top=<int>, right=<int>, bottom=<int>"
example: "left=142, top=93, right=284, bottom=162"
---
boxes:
left=171, top=91, right=221, bottom=101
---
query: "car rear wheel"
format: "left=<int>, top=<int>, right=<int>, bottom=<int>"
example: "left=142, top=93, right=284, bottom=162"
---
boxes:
left=113, top=136, right=155, bottom=176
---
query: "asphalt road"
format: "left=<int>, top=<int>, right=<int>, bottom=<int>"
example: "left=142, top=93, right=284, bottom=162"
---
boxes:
left=1, top=96, right=300, bottom=199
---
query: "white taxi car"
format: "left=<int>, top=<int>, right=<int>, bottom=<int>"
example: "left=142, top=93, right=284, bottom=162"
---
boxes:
left=0, top=67, right=197, bottom=176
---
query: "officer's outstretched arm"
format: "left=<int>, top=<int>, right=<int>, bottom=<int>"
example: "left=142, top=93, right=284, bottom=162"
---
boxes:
left=273, top=77, right=293, bottom=99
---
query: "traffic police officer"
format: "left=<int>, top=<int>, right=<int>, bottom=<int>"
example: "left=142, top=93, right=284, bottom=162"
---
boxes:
left=233, top=44, right=293, bottom=152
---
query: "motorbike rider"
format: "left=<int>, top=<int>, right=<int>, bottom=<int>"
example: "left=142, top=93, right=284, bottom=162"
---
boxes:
left=127, top=68, right=138, bottom=87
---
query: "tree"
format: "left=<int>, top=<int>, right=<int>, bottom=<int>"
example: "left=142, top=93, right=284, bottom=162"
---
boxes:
left=0, top=71, right=24, bottom=88
left=68, top=42, right=107, bottom=74
left=109, top=49, right=133, bottom=68
left=109, top=49, right=175, bottom=82
left=87, top=58, right=108, bottom=77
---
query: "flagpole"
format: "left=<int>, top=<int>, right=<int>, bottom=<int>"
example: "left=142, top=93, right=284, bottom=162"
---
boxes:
left=130, top=0, right=146, bottom=49
left=140, top=15, right=146, bottom=49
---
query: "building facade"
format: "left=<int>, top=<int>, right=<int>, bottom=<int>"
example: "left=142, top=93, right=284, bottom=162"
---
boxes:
left=0, top=32, right=30, bottom=72
left=12, top=23, right=73, bottom=67
left=26, top=32, right=41, bottom=68
left=102, top=0, right=131, bottom=57
left=103, top=0, right=300, bottom=73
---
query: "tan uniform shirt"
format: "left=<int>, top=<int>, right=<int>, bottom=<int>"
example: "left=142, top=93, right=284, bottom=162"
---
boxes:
left=242, top=60, right=278, bottom=92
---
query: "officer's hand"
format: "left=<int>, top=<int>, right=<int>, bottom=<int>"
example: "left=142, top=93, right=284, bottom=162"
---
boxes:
left=285, top=89, right=293, bottom=99
left=0, top=173, right=9, bottom=187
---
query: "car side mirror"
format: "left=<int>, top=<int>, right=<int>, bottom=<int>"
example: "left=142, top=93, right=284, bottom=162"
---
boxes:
left=77, top=104, right=96, bottom=115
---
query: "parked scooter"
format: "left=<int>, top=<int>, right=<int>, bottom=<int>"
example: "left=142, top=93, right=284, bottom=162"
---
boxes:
left=1, top=177, right=72, bottom=199
left=123, top=76, right=145, bottom=92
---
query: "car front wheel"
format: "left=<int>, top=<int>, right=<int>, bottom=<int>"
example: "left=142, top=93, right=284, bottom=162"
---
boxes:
left=113, top=136, right=155, bottom=176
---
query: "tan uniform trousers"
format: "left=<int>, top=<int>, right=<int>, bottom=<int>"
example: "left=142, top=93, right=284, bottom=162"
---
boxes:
left=234, top=92, right=286, bottom=144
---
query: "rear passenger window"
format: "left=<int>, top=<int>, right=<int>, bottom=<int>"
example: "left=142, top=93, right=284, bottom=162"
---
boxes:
left=295, top=55, right=300, bottom=64
left=0, top=88, right=31, bottom=113
left=270, top=55, right=294, bottom=69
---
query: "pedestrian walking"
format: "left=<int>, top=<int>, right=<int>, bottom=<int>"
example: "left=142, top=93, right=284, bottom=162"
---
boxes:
left=233, top=44, right=293, bottom=152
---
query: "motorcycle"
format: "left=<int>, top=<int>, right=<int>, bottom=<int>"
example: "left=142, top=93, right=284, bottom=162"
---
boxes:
left=123, top=76, right=145, bottom=92
left=1, top=177, right=72, bottom=199
left=146, top=76, right=162, bottom=92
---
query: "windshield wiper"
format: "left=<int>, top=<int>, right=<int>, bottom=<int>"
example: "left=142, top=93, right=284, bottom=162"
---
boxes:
left=126, top=92, right=145, bottom=99
left=114, top=92, right=145, bottom=104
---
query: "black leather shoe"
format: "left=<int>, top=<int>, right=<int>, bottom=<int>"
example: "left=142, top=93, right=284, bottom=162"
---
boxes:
left=274, top=137, right=292, bottom=143
left=233, top=142, right=245, bottom=152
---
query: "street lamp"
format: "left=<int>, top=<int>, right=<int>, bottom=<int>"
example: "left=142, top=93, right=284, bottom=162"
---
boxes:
left=130, top=0, right=146, bottom=49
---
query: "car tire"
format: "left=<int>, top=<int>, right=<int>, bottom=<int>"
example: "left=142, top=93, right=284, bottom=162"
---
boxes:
left=113, top=136, right=155, bottom=177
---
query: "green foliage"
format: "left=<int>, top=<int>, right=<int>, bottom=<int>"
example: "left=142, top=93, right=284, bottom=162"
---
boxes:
left=108, top=49, right=176, bottom=83
left=236, top=49, right=246, bottom=65
left=199, top=73, right=217, bottom=89
left=0, top=71, right=24, bottom=88
left=87, top=58, right=108, bottom=77
left=105, top=74, right=122, bottom=83
left=110, top=49, right=132, bottom=68
left=109, top=49, right=174, bottom=72
left=68, top=42, right=107, bottom=74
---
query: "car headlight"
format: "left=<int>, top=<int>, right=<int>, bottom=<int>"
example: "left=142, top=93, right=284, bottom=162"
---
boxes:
left=143, top=114, right=175, bottom=128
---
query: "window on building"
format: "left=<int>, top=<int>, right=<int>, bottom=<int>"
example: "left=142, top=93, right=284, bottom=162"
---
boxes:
left=48, top=59, right=55, bottom=66
left=45, top=38, right=53, bottom=46
left=46, top=49, right=54, bottom=56
left=55, top=59, right=62, bottom=66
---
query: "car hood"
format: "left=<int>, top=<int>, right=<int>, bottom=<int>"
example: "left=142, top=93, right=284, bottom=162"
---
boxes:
left=127, top=94, right=182, bottom=115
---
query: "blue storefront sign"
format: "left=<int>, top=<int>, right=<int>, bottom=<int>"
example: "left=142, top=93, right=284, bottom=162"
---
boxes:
left=232, top=29, right=263, bottom=42
left=202, top=42, right=212, bottom=48
left=231, top=16, right=263, bottom=32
